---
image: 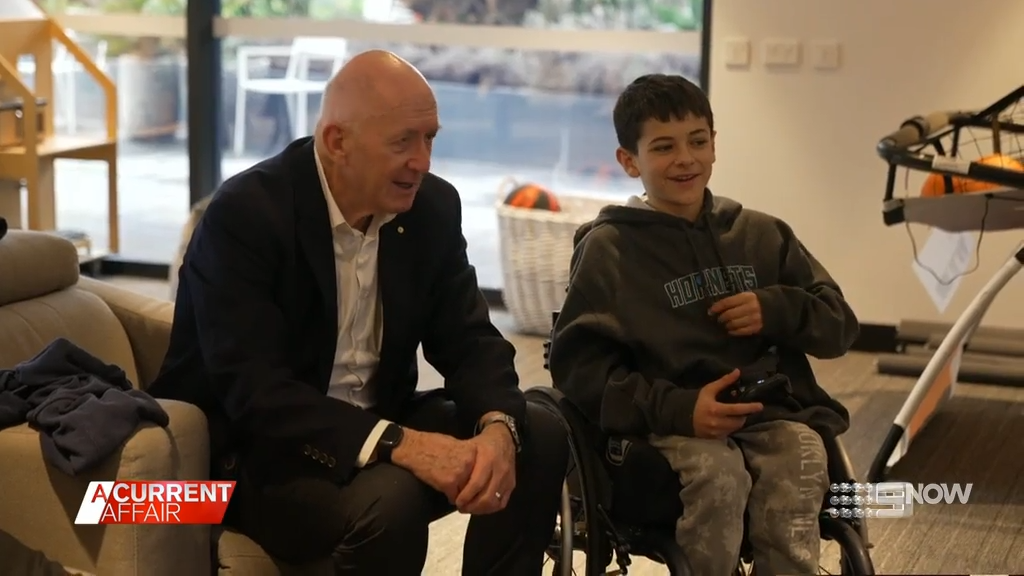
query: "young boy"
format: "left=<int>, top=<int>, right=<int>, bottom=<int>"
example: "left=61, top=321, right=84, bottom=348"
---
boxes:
left=548, top=74, right=860, bottom=576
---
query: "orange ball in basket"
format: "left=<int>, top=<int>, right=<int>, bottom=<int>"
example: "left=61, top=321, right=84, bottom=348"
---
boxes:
left=920, top=153, right=1024, bottom=197
left=503, top=183, right=562, bottom=211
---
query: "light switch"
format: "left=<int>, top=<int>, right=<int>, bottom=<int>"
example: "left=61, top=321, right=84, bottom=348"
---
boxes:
left=723, top=37, right=751, bottom=69
left=810, top=40, right=842, bottom=70
left=763, top=38, right=801, bottom=67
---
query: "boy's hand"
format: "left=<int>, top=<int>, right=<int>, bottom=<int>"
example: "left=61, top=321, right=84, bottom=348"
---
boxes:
left=692, top=370, right=764, bottom=439
left=709, top=292, right=763, bottom=336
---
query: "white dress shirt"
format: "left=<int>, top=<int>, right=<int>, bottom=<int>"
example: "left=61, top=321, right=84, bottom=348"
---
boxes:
left=314, top=149, right=396, bottom=468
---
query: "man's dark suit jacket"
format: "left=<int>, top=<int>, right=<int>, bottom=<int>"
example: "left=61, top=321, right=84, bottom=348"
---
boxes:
left=148, top=137, right=526, bottom=486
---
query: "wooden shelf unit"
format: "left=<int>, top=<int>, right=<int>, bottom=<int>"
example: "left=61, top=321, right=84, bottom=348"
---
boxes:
left=0, top=3, right=120, bottom=252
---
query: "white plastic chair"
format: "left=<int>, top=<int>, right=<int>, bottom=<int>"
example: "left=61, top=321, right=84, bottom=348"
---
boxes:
left=232, top=37, right=349, bottom=156
left=362, top=0, right=418, bottom=23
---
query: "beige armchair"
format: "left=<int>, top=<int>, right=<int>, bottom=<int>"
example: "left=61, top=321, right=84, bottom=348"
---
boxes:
left=0, top=230, right=335, bottom=575
left=0, top=230, right=209, bottom=575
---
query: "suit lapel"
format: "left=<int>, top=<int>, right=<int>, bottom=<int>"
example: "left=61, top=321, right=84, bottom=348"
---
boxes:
left=292, top=140, right=339, bottom=383
left=377, top=216, right=413, bottom=366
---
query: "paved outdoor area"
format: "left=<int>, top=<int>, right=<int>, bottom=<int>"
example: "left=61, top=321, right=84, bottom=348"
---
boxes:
left=48, top=140, right=633, bottom=289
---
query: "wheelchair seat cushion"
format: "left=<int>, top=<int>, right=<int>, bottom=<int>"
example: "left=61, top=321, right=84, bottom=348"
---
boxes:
left=604, top=436, right=683, bottom=528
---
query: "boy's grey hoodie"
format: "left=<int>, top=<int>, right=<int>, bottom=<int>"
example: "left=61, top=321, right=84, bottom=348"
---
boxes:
left=548, top=189, right=858, bottom=438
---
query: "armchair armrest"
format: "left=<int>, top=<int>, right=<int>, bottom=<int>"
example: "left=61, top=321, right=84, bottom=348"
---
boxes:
left=76, top=276, right=173, bottom=390
left=0, top=399, right=211, bottom=576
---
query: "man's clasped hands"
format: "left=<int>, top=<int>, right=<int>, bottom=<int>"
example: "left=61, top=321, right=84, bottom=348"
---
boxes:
left=391, top=421, right=517, bottom=516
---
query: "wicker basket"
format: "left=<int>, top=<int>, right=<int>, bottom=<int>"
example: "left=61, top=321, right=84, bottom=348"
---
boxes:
left=496, top=179, right=615, bottom=335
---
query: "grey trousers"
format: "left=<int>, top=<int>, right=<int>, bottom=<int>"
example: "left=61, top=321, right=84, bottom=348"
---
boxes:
left=649, top=420, right=829, bottom=576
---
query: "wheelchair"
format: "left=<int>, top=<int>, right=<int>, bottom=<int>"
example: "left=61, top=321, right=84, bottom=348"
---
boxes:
left=528, top=314, right=876, bottom=576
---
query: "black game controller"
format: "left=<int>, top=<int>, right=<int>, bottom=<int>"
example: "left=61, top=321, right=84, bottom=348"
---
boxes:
left=718, top=373, right=793, bottom=404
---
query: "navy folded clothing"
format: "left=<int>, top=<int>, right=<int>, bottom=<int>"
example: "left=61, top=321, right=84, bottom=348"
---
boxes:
left=0, top=338, right=169, bottom=475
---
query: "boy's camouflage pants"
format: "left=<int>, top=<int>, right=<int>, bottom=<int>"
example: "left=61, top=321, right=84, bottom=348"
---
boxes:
left=649, top=420, right=829, bottom=576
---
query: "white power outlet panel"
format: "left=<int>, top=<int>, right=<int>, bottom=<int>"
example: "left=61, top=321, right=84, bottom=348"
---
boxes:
left=763, top=38, right=801, bottom=67
left=810, top=40, right=842, bottom=70
left=723, top=37, right=752, bottom=68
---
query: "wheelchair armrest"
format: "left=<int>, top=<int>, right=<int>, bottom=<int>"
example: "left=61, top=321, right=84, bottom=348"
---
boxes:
left=820, top=433, right=873, bottom=548
left=524, top=386, right=614, bottom=511
left=525, top=385, right=566, bottom=405
left=822, top=433, right=857, bottom=484
left=526, top=387, right=604, bottom=452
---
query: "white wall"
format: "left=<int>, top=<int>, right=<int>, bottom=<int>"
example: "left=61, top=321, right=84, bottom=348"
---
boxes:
left=708, top=0, right=1024, bottom=327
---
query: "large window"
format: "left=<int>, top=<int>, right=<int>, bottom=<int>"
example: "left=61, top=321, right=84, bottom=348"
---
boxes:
left=37, top=0, right=187, bottom=14
left=19, top=1, right=190, bottom=264
left=58, top=30, right=188, bottom=263
left=220, top=0, right=703, bottom=29
left=15, top=0, right=705, bottom=287
left=218, top=1, right=705, bottom=289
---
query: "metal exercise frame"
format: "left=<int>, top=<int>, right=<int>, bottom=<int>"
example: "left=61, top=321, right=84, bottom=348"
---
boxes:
left=869, top=85, right=1024, bottom=482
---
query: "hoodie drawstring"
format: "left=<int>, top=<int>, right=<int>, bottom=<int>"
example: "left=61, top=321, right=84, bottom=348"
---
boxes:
left=693, top=211, right=737, bottom=304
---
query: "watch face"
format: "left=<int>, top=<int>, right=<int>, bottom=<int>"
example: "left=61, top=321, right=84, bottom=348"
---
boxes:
left=382, top=423, right=404, bottom=446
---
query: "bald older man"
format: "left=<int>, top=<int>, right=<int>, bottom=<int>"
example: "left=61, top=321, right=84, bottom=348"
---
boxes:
left=150, top=51, right=569, bottom=574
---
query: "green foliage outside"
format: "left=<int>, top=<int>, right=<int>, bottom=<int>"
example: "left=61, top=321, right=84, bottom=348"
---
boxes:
left=34, top=0, right=356, bottom=56
left=34, top=0, right=702, bottom=57
left=37, top=0, right=701, bottom=28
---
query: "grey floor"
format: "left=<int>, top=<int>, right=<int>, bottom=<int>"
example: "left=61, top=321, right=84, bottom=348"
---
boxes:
left=110, top=277, right=1024, bottom=575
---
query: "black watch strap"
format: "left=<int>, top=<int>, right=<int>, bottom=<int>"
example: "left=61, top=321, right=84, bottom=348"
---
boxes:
left=375, top=422, right=404, bottom=464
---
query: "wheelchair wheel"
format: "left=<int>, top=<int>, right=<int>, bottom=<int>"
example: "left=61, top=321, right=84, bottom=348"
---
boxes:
left=821, top=516, right=875, bottom=575
left=525, top=388, right=613, bottom=576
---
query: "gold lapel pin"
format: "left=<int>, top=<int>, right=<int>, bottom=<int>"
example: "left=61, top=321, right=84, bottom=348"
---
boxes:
left=397, top=226, right=405, bottom=234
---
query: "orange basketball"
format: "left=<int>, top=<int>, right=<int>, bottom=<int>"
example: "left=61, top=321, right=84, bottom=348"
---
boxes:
left=920, top=153, right=1024, bottom=197
left=503, top=183, right=562, bottom=211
